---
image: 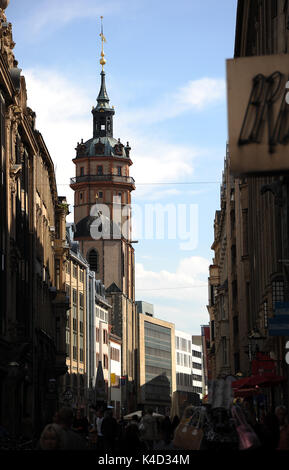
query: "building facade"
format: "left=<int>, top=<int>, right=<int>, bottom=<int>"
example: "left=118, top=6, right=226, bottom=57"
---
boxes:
left=208, top=0, right=289, bottom=409
left=138, top=313, right=176, bottom=413
left=175, top=330, right=193, bottom=393
left=0, top=5, right=69, bottom=437
left=70, top=36, right=137, bottom=412
left=109, top=333, right=122, bottom=419
left=61, top=225, right=89, bottom=410
left=191, top=336, right=205, bottom=398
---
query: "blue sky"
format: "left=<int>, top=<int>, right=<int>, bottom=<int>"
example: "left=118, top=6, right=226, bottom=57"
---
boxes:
left=6, top=0, right=238, bottom=334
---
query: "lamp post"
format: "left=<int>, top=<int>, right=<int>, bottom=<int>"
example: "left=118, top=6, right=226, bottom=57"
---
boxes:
left=248, top=329, right=266, bottom=363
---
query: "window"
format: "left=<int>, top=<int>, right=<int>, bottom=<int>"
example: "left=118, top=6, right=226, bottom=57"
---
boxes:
left=117, top=166, right=122, bottom=176
left=192, top=350, right=202, bottom=358
left=66, top=330, right=70, bottom=357
left=111, top=347, right=120, bottom=362
left=192, top=374, right=202, bottom=382
left=80, top=167, right=84, bottom=176
left=80, top=192, right=83, bottom=201
left=103, top=354, right=108, bottom=369
left=80, top=270, right=84, bottom=283
left=80, top=336, right=84, bottom=363
left=264, top=300, right=268, bottom=329
left=272, top=280, right=284, bottom=309
left=73, top=264, right=77, bottom=278
left=233, top=316, right=239, bottom=336
left=271, top=0, right=277, bottom=18
left=99, top=191, right=103, bottom=198
left=234, top=353, right=240, bottom=374
left=96, top=327, right=100, bottom=342
left=101, top=124, right=105, bottom=131
left=79, top=303, right=84, bottom=334
left=222, top=337, right=227, bottom=365
left=103, top=329, right=108, bottom=344
left=211, top=320, right=215, bottom=342
left=97, top=165, right=103, bottom=175
left=73, top=334, right=77, bottom=360
left=89, top=249, right=99, bottom=273
left=232, top=280, right=238, bottom=304
left=193, top=362, right=202, bottom=370
left=73, top=289, right=77, bottom=305
left=66, top=262, right=71, bottom=274
left=96, top=352, right=99, bottom=364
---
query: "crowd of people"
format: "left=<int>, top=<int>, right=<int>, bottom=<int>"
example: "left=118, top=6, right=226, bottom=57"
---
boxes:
left=1, top=401, right=289, bottom=451
left=36, top=406, right=181, bottom=451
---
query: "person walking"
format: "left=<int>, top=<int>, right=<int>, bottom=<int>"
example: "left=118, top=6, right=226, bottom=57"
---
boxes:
left=101, top=409, right=119, bottom=452
left=275, top=405, right=289, bottom=450
left=57, top=407, right=87, bottom=450
left=139, top=409, right=157, bottom=450
left=38, top=423, right=66, bottom=450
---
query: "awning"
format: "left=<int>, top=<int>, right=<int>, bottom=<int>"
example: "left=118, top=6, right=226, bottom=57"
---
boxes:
left=232, top=375, right=286, bottom=391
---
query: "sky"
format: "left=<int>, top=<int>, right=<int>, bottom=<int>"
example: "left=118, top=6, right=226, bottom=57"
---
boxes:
left=6, top=0, right=238, bottom=335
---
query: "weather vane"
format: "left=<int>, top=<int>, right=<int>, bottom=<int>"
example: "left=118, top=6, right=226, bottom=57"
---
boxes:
left=99, top=16, right=106, bottom=71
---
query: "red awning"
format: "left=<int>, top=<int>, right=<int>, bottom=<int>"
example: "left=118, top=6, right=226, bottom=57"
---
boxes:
left=232, top=375, right=286, bottom=390
left=233, top=387, right=260, bottom=398
left=232, top=377, right=251, bottom=389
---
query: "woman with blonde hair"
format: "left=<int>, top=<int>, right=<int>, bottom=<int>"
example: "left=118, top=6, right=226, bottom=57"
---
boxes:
left=39, top=423, right=65, bottom=450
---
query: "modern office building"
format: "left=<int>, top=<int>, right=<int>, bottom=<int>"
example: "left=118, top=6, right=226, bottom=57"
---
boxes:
left=136, top=301, right=154, bottom=317
left=192, top=336, right=205, bottom=398
left=175, top=330, right=192, bottom=393
left=138, top=312, right=176, bottom=413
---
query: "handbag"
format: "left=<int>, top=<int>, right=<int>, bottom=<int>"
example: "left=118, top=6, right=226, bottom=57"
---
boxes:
left=173, top=408, right=204, bottom=450
left=231, top=405, right=261, bottom=450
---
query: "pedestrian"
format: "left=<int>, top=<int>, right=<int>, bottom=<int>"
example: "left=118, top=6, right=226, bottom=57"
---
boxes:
left=257, top=411, right=280, bottom=449
left=101, top=409, right=119, bottom=452
left=275, top=405, right=289, bottom=450
left=57, top=407, right=86, bottom=450
left=72, top=409, right=89, bottom=436
left=154, top=417, right=174, bottom=450
left=171, top=415, right=180, bottom=437
left=139, top=408, right=157, bottom=450
left=121, top=422, right=147, bottom=454
left=95, top=407, right=105, bottom=451
left=39, top=423, right=66, bottom=450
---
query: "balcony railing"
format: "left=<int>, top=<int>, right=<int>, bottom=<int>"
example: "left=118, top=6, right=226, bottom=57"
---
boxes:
left=70, top=174, right=135, bottom=185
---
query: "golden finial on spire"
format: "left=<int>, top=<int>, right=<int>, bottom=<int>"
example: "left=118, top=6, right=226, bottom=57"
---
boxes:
left=99, top=16, right=106, bottom=71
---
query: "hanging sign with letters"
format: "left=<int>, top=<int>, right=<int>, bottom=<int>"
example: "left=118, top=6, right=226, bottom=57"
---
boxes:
left=227, top=54, right=289, bottom=175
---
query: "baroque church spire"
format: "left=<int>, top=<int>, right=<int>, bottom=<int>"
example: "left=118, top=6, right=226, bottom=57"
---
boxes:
left=92, top=17, right=115, bottom=138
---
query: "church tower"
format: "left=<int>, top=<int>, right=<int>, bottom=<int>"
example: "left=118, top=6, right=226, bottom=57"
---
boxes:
left=70, top=20, right=137, bottom=410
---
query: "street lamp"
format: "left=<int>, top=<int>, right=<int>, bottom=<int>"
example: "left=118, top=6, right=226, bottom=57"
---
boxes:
left=248, top=329, right=266, bottom=361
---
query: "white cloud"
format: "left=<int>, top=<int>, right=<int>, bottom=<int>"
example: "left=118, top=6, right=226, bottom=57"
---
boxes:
left=119, top=77, right=226, bottom=127
left=135, top=256, right=210, bottom=334
left=23, top=68, right=92, bottom=220
left=135, top=256, right=209, bottom=302
left=176, top=78, right=226, bottom=110
left=153, top=304, right=209, bottom=335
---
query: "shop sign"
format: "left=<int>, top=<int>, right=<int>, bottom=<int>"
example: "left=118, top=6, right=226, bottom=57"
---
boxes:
left=275, top=301, right=289, bottom=316
left=251, top=353, right=277, bottom=377
left=268, top=315, right=289, bottom=336
left=227, top=54, right=289, bottom=175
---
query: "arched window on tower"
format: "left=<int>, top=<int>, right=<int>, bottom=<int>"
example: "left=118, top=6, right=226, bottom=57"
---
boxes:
left=88, top=249, right=99, bottom=273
